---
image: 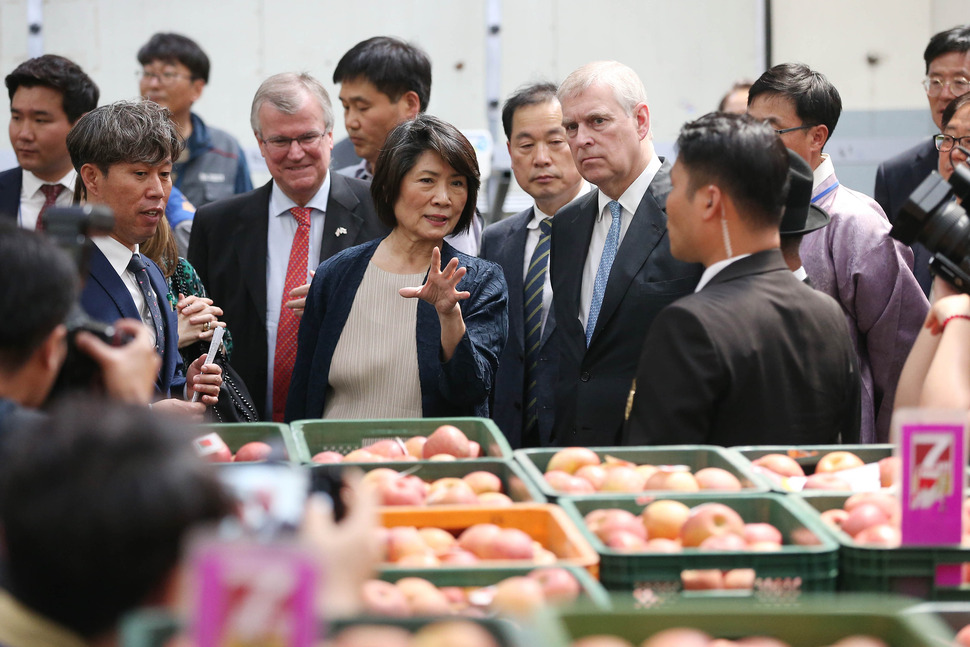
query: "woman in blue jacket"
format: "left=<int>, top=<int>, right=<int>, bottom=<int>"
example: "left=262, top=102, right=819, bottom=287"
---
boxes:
left=285, top=115, right=508, bottom=421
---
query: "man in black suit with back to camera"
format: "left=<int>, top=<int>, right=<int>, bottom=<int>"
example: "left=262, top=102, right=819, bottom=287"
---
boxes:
left=550, top=61, right=703, bottom=447
left=875, top=25, right=970, bottom=295
left=189, top=72, right=387, bottom=422
left=480, top=82, right=587, bottom=448
left=623, top=113, right=860, bottom=447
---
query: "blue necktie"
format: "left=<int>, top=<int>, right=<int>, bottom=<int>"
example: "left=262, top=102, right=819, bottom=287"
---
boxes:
left=523, top=217, right=552, bottom=445
left=586, top=200, right=622, bottom=346
left=127, top=253, right=165, bottom=361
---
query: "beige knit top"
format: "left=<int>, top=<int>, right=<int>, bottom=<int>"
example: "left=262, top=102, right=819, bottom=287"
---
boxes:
left=323, top=262, right=425, bottom=419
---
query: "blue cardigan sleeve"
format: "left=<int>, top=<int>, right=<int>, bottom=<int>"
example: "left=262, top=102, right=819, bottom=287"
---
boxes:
left=430, top=257, right=509, bottom=413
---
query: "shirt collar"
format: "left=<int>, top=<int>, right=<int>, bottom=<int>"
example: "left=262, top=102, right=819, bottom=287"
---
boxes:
left=22, top=168, right=76, bottom=197
left=596, top=155, right=662, bottom=221
left=694, top=253, right=751, bottom=292
left=528, top=181, right=591, bottom=228
left=0, top=588, right=89, bottom=647
left=812, top=153, right=836, bottom=192
left=92, top=235, right=137, bottom=276
left=792, top=265, right=809, bottom=282
left=270, top=171, right=331, bottom=218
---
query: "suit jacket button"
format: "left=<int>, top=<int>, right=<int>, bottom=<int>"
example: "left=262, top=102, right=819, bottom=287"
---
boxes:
left=580, top=371, right=590, bottom=382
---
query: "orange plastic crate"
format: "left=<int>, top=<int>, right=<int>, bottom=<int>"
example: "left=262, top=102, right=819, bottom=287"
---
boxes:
left=380, top=503, right=599, bottom=579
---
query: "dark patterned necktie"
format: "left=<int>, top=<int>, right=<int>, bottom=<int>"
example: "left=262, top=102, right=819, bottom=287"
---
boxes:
left=36, top=184, right=64, bottom=231
left=523, top=217, right=552, bottom=446
left=127, top=253, right=165, bottom=361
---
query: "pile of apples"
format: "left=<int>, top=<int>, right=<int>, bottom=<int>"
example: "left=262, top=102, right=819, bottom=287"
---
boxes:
left=816, top=491, right=907, bottom=547
left=363, top=468, right=514, bottom=506
left=380, top=523, right=558, bottom=567
left=541, top=447, right=747, bottom=494
left=752, top=451, right=899, bottom=491
left=328, top=620, right=500, bottom=647
left=582, top=501, right=818, bottom=590
left=201, top=438, right=275, bottom=463
left=361, top=568, right=581, bottom=618
left=572, top=629, right=889, bottom=647
left=312, top=426, right=483, bottom=463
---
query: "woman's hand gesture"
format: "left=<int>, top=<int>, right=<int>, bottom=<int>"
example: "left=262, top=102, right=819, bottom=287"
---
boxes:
left=399, top=245, right=470, bottom=315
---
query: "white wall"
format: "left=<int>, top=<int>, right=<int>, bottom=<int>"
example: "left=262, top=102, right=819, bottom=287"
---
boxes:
left=0, top=0, right=966, bottom=166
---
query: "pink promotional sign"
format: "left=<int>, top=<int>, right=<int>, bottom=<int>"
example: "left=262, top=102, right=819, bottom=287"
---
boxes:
left=898, top=410, right=966, bottom=554
left=190, top=539, right=317, bottom=647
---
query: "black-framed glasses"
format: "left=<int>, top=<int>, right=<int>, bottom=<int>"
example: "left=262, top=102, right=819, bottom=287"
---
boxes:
left=934, top=134, right=970, bottom=152
left=261, top=131, right=326, bottom=151
left=774, top=124, right=817, bottom=135
left=137, top=70, right=194, bottom=84
left=923, top=77, right=970, bottom=97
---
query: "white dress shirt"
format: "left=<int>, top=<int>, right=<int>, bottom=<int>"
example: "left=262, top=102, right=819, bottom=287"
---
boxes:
left=523, top=181, right=590, bottom=335
left=19, top=169, right=75, bottom=230
left=91, top=236, right=155, bottom=345
left=694, top=254, right=752, bottom=293
left=265, top=172, right=332, bottom=413
left=579, top=157, right=662, bottom=328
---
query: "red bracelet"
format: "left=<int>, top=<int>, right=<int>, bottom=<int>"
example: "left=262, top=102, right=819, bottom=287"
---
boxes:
left=942, top=314, right=970, bottom=330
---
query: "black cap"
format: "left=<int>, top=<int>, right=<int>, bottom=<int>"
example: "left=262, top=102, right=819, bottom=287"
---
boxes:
left=780, top=150, right=831, bottom=236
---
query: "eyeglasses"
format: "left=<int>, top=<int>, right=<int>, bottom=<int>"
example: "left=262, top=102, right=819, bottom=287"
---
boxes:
left=934, top=134, right=970, bottom=152
left=137, top=70, right=194, bottom=85
left=774, top=124, right=818, bottom=135
left=261, top=131, right=326, bottom=151
left=923, top=77, right=970, bottom=97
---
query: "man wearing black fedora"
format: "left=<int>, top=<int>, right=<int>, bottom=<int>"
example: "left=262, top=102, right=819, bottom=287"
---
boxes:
left=622, top=113, right=860, bottom=447
left=780, top=150, right=831, bottom=286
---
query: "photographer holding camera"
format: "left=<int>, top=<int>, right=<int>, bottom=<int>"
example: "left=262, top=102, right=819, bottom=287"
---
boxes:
left=66, top=100, right=222, bottom=419
left=0, top=223, right=160, bottom=434
left=894, top=93, right=970, bottom=411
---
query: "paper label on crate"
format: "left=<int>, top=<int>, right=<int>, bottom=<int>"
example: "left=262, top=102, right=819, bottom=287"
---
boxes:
left=773, top=462, right=880, bottom=493
left=190, top=539, right=317, bottom=647
left=895, top=408, right=967, bottom=546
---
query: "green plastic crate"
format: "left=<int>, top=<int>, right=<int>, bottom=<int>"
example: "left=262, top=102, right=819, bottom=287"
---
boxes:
left=289, top=417, right=512, bottom=463
left=733, top=444, right=894, bottom=493
left=311, top=459, right=545, bottom=503
left=514, top=445, right=767, bottom=501
left=796, top=493, right=970, bottom=600
left=558, top=493, right=838, bottom=593
left=198, top=422, right=299, bottom=461
left=378, top=564, right=611, bottom=610
left=327, top=616, right=528, bottom=647
left=904, top=601, right=970, bottom=647
left=543, top=594, right=954, bottom=647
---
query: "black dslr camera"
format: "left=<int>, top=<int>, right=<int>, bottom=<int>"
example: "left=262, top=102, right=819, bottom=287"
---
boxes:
left=890, top=160, right=970, bottom=292
left=43, top=205, right=132, bottom=398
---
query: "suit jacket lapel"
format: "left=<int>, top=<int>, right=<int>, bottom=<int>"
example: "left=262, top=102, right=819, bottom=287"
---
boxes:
left=502, top=209, right=531, bottom=351
left=0, top=168, right=23, bottom=222
left=87, top=246, right=141, bottom=320
left=321, top=173, right=366, bottom=258
left=590, top=161, right=670, bottom=344
left=233, top=182, right=271, bottom=317
left=554, top=191, right=597, bottom=330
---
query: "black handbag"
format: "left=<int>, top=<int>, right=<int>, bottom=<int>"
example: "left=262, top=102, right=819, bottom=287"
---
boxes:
left=206, top=343, right=260, bottom=423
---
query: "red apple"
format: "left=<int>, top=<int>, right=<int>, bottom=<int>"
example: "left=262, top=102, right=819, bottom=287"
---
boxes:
left=489, top=576, right=546, bottom=617
left=417, top=527, right=456, bottom=555
left=681, top=569, right=724, bottom=590
left=361, top=579, right=410, bottom=617
left=468, top=440, right=482, bottom=457
left=586, top=508, right=646, bottom=543
left=234, top=441, right=273, bottom=462
left=426, top=478, right=479, bottom=505
left=844, top=492, right=899, bottom=522
left=820, top=508, right=850, bottom=531
left=575, top=464, right=608, bottom=490
left=605, top=529, right=649, bottom=551
left=600, top=465, right=647, bottom=492
left=404, top=436, right=426, bottom=458
left=546, top=447, right=601, bottom=475
left=842, top=503, right=891, bottom=538
left=478, top=492, right=514, bottom=506
left=853, top=523, right=901, bottom=547
left=699, top=532, right=748, bottom=551
left=956, top=623, right=970, bottom=647
left=723, top=568, right=757, bottom=590
left=462, top=471, right=502, bottom=494
left=310, top=450, right=344, bottom=464
left=752, top=453, right=805, bottom=477
left=458, top=523, right=502, bottom=556
left=396, top=552, right=440, bottom=567
left=385, top=526, right=430, bottom=562
left=439, top=548, right=480, bottom=565
left=344, top=448, right=383, bottom=462
left=642, top=629, right=711, bottom=647
left=680, top=503, right=745, bottom=547
left=367, top=438, right=407, bottom=459
left=878, top=456, right=900, bottom=488
left=422, top=425, right=471, bottom=459
left=743, top=522, right=783, bottom=546
left=481, top=528, right=534, bottom=560
left=528, top=567, right=581, bottom=604
left=694, top=467, right=743, bottom=491
left=802, top=472, right=851, bottom=490
left=376, top=475, right=428, bottom=506
left=411, top=620, right=501, bottom=647
left=644, top=537, right=682, bottom=553
left=816, top=450, right=865, bottom=473
left=642, top=499, right=691, bottom=540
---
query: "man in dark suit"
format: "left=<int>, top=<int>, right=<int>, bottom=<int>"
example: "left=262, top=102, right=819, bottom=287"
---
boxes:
left=189, top=73, right=386, bottom=421
left=550, top=61, right=704, bottom=447
left=67, top=100, right=222, bottom=418
left=480, top=82, right=587, bottom=448
left=624, top=113, right=860, bottom=447
left=1, top=55, right=98, bottom=226
left=875, top=25, right=970, bottom=295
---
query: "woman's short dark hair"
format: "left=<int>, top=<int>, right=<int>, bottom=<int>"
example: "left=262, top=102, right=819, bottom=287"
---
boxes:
left=370, top=114, right=480, bottom=235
